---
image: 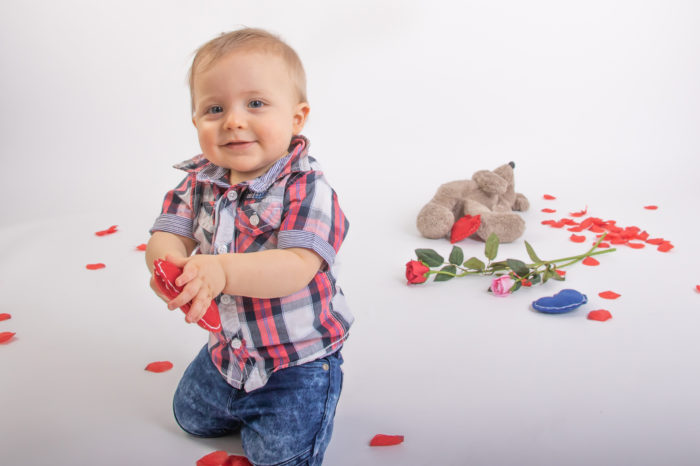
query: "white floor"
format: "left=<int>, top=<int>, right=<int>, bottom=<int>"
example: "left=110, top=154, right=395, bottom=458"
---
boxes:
left=2, top=1, right=700, bottom=465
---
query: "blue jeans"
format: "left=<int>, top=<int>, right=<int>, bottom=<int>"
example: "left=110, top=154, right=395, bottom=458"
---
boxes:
left=173, top=345, right=344, bottom=466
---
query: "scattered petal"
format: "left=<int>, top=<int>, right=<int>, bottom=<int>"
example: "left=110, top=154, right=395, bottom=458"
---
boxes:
left=627, top=242, right=645, bottom=249
left=582, top=257, right=599, bottom=266
left=555, top=270, right=566, bottom=277
left=696, top=285, right=700, bottom=293
left=588, top=310, right=612, bottom=321
left=570, top=234, right=586, bottom=243
left=136, top=244, right=147, bottom=251
left=224, top=455, right=253, bottom=466
left=86, top=263, right=106, bottom=270
left=543, top=194, right=556, bottom=200
left=570, top=207, right=588, bottom=217
left=370, top=434, right=405, bottom=446
left=599, top=291, right=621, bottom=300
left=197, top=450, right=230, bottom=466
left=0, top=332, right=16, bottom=343
left=646, top=238, right=665, bottom=245
left=95, top=225, right=118, bottom=236
left=450, top=215, right=481, bottom=243
left=596, top=242, right=611, bottom=249
left=145, top=361, right=173, bottom=373
left=541, top=208, right=556, bottom=213
left=644, top=205, right=658, bottom=210
left=658, top=242, right=674, bottom=252
left=541, top=220, right=557, bottom=226
left=0, top=313, right=10, bottom=321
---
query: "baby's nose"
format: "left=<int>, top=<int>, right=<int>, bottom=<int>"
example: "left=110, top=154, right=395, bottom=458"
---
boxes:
left=224, top=109, right=246, bottom=129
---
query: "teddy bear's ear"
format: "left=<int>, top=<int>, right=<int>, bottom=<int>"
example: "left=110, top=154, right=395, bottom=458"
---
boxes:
left=492, top=163, right=515, bottom=185
left=473, top=170, right=508, bottom=195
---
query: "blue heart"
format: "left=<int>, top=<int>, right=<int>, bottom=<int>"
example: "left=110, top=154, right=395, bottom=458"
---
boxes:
left=532, top=289, right=588, bottom=314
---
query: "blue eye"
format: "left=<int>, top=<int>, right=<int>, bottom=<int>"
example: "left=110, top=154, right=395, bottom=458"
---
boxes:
left=249, top=100, right=264, bottom=109
left=208, top=105, right=224, bottom=114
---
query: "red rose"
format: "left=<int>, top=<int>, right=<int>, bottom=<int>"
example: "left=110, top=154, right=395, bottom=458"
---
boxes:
left=405, top=260, right=430, bottom=284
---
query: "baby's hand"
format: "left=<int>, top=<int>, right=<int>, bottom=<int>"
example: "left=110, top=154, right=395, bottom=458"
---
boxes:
left=165, top=254, right=226, bottom=324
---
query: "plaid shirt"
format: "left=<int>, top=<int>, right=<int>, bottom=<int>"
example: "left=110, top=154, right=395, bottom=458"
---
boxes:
left=151, top=135, right=353, bottom=391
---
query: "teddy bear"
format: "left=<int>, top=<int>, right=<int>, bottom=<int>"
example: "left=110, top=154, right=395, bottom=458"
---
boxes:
left=416, top=162, right=530, bottom=243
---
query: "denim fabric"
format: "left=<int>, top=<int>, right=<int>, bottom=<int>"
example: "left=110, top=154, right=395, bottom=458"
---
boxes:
left=173, top=345, right=344, bottom=466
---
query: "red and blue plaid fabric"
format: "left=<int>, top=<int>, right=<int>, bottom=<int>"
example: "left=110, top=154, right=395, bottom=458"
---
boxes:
left=151, top=136, right=353, bottom=391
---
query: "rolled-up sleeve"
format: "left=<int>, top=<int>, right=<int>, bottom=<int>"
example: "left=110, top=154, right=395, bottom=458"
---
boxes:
left=150, top=174, right=197, bottom=240
left=277, top=171, right=349, bottom=267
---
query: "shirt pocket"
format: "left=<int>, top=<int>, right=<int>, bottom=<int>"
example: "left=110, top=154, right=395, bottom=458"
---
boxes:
left=235, top=199, right=283, bottom=236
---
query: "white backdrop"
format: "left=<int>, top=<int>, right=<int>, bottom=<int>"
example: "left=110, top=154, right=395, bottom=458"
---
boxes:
left=2, top=1, right=700, bottom=465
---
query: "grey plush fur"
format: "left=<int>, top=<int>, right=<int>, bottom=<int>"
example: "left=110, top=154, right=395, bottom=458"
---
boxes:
left=416, top=162, right=529, bottom=243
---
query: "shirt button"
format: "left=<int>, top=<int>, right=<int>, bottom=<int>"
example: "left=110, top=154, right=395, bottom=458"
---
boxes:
left=217, top=245, right=228, bottom=254
left=220, top=295, right=231, bottom=305
left=231, top=338, right=242, bottom=349
left=249, top=214, right=260, bottom=226
left=227, top=190, right=238, bottom=201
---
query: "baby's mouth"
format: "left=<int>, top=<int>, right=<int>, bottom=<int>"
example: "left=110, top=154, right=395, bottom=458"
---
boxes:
left=223, top=140, right=254, bottom=149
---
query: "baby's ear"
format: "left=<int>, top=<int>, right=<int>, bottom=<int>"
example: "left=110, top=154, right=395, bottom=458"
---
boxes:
left=191, top=116, right=197, bottom=128
left=292, top=102, right=310, bottom=134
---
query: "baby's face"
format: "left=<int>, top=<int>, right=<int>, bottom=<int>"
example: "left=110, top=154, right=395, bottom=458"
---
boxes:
left=191, top=50, right=309, bottom=185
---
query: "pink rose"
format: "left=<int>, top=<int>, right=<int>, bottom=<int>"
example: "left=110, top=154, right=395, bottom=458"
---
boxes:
left=405, top=260, right=430, bottom=284
left=491, top=275, right=514, bottom=297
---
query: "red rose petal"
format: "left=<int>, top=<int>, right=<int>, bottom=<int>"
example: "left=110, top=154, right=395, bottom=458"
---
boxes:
left=224, top=455, right=253, bottom=466
left=541, top=208, right=556, bottom=213
left=644, top=205, right=658, bottom=210
left=582, top=257, right=599, bottom=266
left=658, top=242, right=674, bottom=252
left=197, top=450, right=230, bottom=466
left=646, top=238, right=665, bottom=245
left=570, top=234, right=586, bottom=243
left=588, top=310, right=612, bottom=321
left=627, top=242, right=645, bottom=249
left=0, top=332, right=16, bottom=343
left=95, top=225, right=118, bottom=236
left=86, top=263, right=106, bottom=270
left=570, top=207, right=588, bottom=217
left=370, top=434, right=405, bottom=446
left=543, top=194, right=556, bottom=200
left=0, top=313, right=10, bottom=321
left=145, top=361, right=173, bottom=373
left=450, top=215, right=481, bottom=243
left=541, top=220, right=556, bottom=226
left=136, top=243, right=147, bottom=251
left=555, top=269, right=566, bottom=277
left=696, top=285, right=700, bottom=293
left=599, top=291, right=621, bottom=299
left=596, top=242, right=611, bottom=248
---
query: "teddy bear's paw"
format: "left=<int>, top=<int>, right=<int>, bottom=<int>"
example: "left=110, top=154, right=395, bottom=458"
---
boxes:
left=416, top=203, right=454, bottom=239
left=477, top=213, right=526, bottom=243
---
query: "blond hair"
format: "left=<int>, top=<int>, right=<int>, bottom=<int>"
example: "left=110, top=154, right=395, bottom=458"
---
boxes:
left=188, top=28, right=307, bottom=113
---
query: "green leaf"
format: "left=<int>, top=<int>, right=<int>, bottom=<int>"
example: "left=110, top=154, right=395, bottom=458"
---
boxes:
left=509, top=281, right=522, bottom=293
left=530, top=274, right=542, bottom=285
left=490, top=260, right=508, bottom=271
left=463, top=257, right=485, bottom=271
left=551, top=271, right=565, bottom=281
left=415, top=249, right=444, bottom=267
left=542, top=268, right=553, bottom=283
left=485, top=233, right=499, bottom=261
left=434, top=265, right=457, bottom=282
left=448, top=246, right=464, bottom=266
left=524, top=241, right=542, bottom=264
left=506, top=258, right=530, bottom=277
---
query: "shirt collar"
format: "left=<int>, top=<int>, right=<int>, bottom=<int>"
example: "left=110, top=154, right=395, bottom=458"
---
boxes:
left=173, top=135, right=310, bottom=192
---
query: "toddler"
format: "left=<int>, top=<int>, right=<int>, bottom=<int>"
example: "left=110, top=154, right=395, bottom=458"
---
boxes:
left=145, top=28, right=353, bottom=466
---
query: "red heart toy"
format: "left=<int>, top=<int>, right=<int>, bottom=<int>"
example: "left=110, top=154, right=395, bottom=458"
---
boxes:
left=153, top=259, right=222, bottom=332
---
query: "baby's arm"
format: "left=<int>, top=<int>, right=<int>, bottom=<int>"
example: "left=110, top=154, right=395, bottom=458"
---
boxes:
left=166, top=248, right=322, bottom=323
